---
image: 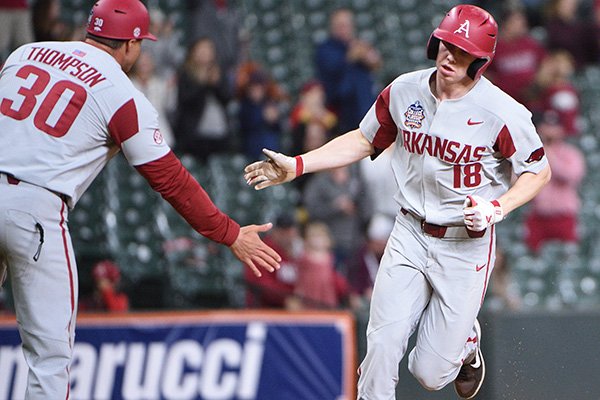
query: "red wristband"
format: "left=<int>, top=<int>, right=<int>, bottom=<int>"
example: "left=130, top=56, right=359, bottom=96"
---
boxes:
left=295, top=155, right=304, bottom=177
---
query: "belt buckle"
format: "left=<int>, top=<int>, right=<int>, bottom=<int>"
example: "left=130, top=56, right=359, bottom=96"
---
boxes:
left=420, top=220, right=427, bottom=234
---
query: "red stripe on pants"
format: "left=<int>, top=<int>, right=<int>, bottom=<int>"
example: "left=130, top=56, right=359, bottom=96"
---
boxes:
left=59, top=201, right=74, bottom=399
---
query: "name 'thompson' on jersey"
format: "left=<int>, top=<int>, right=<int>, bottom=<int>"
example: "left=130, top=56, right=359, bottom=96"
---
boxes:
left=359, top=67, right=548, bottom=226
left=0, top=41, right=170, bottom=206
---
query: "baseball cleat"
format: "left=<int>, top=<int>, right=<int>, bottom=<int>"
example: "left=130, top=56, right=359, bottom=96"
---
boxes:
left=454, top=320, right=485, bottom=399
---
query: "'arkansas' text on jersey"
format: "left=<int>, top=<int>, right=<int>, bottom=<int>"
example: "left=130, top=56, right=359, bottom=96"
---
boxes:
left=401, top=129, right=486, bottom=164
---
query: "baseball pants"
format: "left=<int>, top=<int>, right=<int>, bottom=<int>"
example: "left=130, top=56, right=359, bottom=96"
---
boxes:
left=357, top=210, right=495, bottom=399
left=0, top=173, right=77, bottom=399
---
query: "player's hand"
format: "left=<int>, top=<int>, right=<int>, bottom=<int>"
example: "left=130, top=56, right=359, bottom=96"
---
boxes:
left=463, top=195, right=504, bottom=232
left=244, top=149, right=298, bottom=190
left=229, top=223, right=282, bottom=277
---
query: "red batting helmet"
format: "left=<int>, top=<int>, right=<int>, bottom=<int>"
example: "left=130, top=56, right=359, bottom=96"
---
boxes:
left=427, top=4, right=497, bottom=80
left=87, top=0, right=157, bottom=41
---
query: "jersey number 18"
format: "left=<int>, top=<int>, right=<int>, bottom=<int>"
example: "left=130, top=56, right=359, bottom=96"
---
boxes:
left=453, top=162, right=482, bottom=188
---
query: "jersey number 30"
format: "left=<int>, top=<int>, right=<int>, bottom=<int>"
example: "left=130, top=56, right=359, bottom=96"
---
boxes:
left=1, top=65, right=87, bottom=137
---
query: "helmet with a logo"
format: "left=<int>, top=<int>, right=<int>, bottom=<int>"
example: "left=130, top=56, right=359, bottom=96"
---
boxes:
left=426, top=4, right=497, bottom=80
left=86, top=0, right=157, bottom=41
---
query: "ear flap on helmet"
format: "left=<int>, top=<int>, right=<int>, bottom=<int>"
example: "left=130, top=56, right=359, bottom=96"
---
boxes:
left=467, top=58, right=487, bottom=80
left=427, top=36, right=440, bottom=60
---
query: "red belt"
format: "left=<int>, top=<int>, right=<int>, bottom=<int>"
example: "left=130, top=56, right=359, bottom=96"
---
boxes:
left=401, top=208, right=485, bottom=239
left=6, top=175, right=20, bottom=185
left=3, top=173, right=68, bottom=203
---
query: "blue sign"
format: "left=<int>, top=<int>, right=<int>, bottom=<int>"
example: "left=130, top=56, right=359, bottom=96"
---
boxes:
left=0, top=311, right=356, bottom=400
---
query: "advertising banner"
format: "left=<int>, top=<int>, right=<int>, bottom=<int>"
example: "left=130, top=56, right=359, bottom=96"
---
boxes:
left=0, top=311, right=356, bottom=400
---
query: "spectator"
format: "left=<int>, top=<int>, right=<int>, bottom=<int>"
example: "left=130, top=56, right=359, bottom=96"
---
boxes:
left=525, top=111, right=585, bottom=253
left=584, top=0, right=600, bottom=64
left=173, top=37, right=232, bottom=162
left=315, top=8, right=382, bottom=134
left=543, top=0, right=594, bottom=68
left=526, top=50, right=581, bottom=136
left=80, top=260, right=129, bottom=312
left=302, top=165, right=370, bottom=271
left=486, top=5, right=546, bottom=105
left=348, top=213, right=394, bottom=305
left=143, top=8, right=185, bottom=79
left=293, top=222, right=350, bottom=309
left=0, top=0, right=33, bottom=62
left=187, top=0, right=241, bottom=89
left=31, top=0, right=70, bottom=42
left=237, top=66, right=286, bottom=160
left=130, top=51, right=176, bottom=146
left=359, top=146, right=397, bottom=221
left=289, top=79, right=338, bottom=155
left=303, top=166, right=369, bottom=273
left=244, top=213, right=301, bottom=309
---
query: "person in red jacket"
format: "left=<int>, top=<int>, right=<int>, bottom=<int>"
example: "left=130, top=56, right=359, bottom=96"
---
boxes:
left=486, top=6, right=546, bottom=105
left=245, top=213, right=301, bottom=308
left=80, top=260, right=129, bottom=312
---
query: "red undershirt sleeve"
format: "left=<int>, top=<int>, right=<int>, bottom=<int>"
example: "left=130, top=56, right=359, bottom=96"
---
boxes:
left=135, top=151, right=240, bottom=246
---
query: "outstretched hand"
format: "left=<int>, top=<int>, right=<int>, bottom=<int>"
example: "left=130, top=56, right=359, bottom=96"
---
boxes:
left=229, top=223, right=282, bottom=277
left=244, top=149, right=298, bottom=190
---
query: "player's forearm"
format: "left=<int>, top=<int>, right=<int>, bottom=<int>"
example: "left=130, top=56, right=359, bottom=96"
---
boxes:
left=497, top=164, right=552, bottom=215
left=136, top=151, right=240, bottom=246
left=301, top=129, right=374, bottom=174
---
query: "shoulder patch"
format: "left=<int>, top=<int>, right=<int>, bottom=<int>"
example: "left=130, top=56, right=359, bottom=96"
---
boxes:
left=525, top=147, right=545, bottom=163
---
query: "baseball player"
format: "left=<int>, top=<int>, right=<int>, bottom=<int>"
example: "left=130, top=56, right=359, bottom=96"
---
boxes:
left=245, top=4, right=551, bottom=399
left=0, top=0, right=281, bottom=398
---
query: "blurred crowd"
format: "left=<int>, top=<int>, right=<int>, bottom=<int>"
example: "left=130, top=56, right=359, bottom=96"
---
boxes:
left=0, top=0, right=597, bottom=314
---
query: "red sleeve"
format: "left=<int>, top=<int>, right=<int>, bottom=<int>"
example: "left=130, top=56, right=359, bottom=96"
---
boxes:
left=135, top=151, right=240, bottom=246
left=493, top=125, right=516, bottom=158
left=372, top=85, right=396, bottom=151
left=108, top=99, right=139, bottom=146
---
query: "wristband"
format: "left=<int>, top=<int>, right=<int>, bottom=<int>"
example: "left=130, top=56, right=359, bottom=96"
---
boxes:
left=295, top=155, right=304, bottom=177
left=491, top=199, right=504, bottom=222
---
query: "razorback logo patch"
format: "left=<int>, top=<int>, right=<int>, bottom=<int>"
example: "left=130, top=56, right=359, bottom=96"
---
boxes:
left=525, top=147, right=545, bottom=163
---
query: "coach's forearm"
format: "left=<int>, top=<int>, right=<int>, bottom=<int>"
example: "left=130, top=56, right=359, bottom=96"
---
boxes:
left=497, top=164, right=552, bottom=215
left=301, top=129, right=374, bottom=174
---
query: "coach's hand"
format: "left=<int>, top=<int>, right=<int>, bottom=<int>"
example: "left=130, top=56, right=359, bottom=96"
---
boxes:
left=463, top=195, right=504, bottom=232
left=244, top=149, right=299, bottom=190
left=230, top=223, right=281, bottom=277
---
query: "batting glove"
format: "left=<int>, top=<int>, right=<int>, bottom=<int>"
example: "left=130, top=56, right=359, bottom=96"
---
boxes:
left=463, top=195, right=504, bottom=232
left=244, top=149, right=302, bottom=190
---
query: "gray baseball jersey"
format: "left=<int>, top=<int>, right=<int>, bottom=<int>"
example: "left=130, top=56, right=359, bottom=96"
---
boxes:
left=359, top=67, right=547, bottom=225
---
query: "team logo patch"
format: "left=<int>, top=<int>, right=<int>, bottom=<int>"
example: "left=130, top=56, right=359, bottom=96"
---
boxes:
left=404, top=101, right=426, bottom=129
left=153, top=129, right=164, bottom=144
left=525, top=147, right=545, bottom=163
left=134, top=27, right=141, bottom=38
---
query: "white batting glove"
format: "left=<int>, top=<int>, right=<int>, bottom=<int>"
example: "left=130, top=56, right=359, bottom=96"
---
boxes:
left=463, top=195, right=504, bottom=232
left=244, top=149, right=303, bottom=190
